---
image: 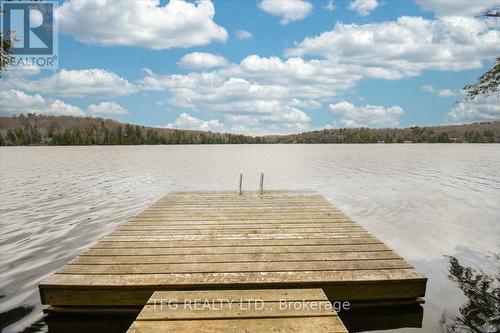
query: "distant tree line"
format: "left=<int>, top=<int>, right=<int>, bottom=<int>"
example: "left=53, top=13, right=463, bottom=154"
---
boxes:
left=265, top=125, right=499, bottom=144
left=0, top=114, right=257, bottom=145
left=0, top=114, right=499, bottom=146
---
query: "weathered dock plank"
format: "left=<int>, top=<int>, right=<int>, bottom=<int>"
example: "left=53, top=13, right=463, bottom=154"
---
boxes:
left=39, top=190, right=426, bottom=308
left=71, top=252, right=401, bottom=264
left=126, top=289, right=348, bottom=333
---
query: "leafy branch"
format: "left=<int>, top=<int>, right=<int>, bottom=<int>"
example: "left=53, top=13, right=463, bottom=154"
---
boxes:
left=463, top=57, right=500, bottom=102
left=442, top=255, right=500, bottom=333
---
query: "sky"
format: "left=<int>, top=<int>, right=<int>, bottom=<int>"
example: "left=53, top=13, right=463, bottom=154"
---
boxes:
left=1, top=0, right=499, bottom=134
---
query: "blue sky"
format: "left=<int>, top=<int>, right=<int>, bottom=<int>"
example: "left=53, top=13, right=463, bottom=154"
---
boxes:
left=1, top=0, right=499, bottom=134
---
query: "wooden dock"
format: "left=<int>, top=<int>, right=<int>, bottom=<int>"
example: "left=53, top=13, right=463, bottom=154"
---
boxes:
left=127, top=289, right=348, bottom=333
left=39, top=190, right=426, bottom=329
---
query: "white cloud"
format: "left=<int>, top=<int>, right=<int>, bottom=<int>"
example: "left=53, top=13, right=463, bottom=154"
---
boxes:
left=87, top=102, right=129, bottom=116
left=421, top=84, right=436, bottom=93
left=289, top=98, right=322, bottom=109
left=261, top=106, right=310, bottom=123
left=236, top=30, right=253, bottom=40
left=348, top=0, right=379, bottom=16
left=437, top=89, right=456, bottom=97
left=236, top=55, right=360, bottom=95
left=329, top=101, right=404, bottom=128
left=140, top=52, right=365, bottom=108
left=139, top=12, right=498, bottom=132
left=140, top=55, right=339, bottom=130
left=0, top=90, right=86, bottom=116
left=2, top=69, right=136, bottom=98
left=5, top=67, right=41, bottom=78
left=421, top=84, right=457, bottom=97
left=166, top=113, right=224, bottom=131
left=0, top=90, right=134, bottom=119
left=178, top=52, right=228, bottom=69
left=212, top=100, right=311, bottom=123
left=415, top=0, right=498, bottom=17
left=224, top=114, right=260, bottom=127
left=57, top=0, right=228, bottom=49
left=141, top=55, right=358, bottom=101
left=446, top=94, right=500, bottom=123
left=258, top=0, right=313, bottom=24
left=326, top=0, right=335, bottom=11
left=286, top=16, right=500, bottom=79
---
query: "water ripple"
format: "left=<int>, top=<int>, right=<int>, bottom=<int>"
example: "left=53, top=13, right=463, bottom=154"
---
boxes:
left=0, top=144, right=499, bottom=332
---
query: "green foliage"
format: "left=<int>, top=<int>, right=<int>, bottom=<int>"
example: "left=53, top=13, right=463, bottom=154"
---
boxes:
left=0, top=114, right=258, bottom=145
left=0, top=4, right=16, bottom=74
left=267, top=125, right=499, bottom=144
left=442, top=256, right=500, bottom=333
left=463, top=56, right=500, bottom=102
left=0, top=114, right=499, bottom=145
left=463, top=130, right=497, bottom=143
left=0, top=33, right=13, bottom=73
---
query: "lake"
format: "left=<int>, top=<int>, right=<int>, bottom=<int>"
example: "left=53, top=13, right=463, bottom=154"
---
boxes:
left=0, top=144, right=499, bottom=332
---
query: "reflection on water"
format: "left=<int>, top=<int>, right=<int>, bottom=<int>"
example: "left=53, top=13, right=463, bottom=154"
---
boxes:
left=45, top=313, right=135, bottom=333
left=1, top=145, right=499, bottom=332
left=0, top=305, right=34, bottom=330
left=0, top=304, right=46, bottom=333
left=42, top=303, right=423, bottom=333
left=340, top=303, right=423, bottom=332
left=440, top=255, right=500, bottom=333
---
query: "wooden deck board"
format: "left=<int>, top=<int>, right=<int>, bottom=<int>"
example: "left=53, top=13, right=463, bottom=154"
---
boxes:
left=39, top=190, right=426, bottom=308
left=58, top=259, right=411, bottom=274
left=90, top=237, right=384, bottom=247
left=126, top=289, right=348, bottom=333
left=71, top=251, right=401, bottom=264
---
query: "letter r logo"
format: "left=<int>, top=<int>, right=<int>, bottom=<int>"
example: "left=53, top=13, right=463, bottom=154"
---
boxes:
left=2, top=1, right=54, bottom=55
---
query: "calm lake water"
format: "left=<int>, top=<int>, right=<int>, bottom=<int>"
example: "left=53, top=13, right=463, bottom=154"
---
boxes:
left=0, top=145, right=499, bottom=332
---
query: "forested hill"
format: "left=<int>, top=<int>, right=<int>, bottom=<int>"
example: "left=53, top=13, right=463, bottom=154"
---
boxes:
left=0, top=114, right=499, bottom=145
left=0, top=114, right=256, bottom=145
left=265, top=122, right=500, bottom=144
